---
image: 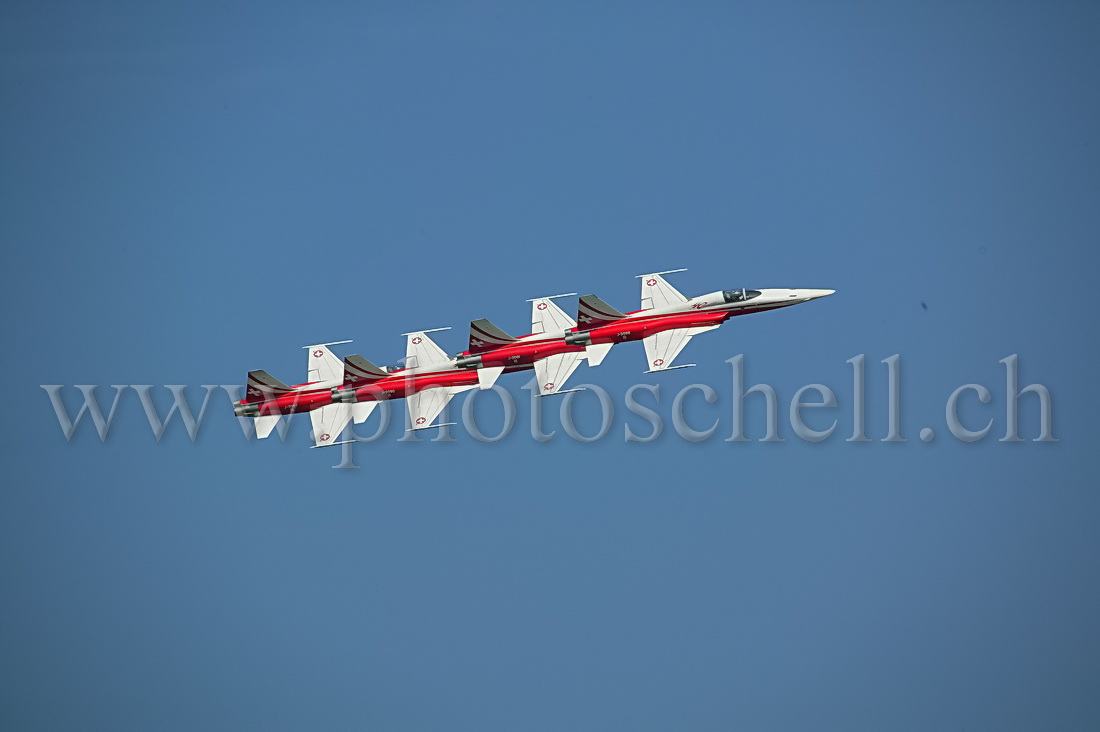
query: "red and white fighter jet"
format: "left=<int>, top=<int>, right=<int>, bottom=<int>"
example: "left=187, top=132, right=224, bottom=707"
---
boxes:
left=235, top=272, right=833, bottom=448
left=450, top=293, right=591, bottom=396
left=233, top=341, right=377, bottom=448
left=330, top=327, right=481, bottom=435
left=564, top=269, right=834, bottom=372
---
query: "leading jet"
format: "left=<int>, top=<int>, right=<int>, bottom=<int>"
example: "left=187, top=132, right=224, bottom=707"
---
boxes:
left=563, top=269, right=834, bottom=372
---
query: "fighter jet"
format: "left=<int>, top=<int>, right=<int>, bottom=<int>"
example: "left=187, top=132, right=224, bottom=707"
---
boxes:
left=232, top=341, right=375, bottom=448
left=234, top=272, right=833, bottom=449
left=330, top=328, right=483, bottom=434
left=565, top=269, right=834, bottom=372
left=449, top=294, right=590, bottom=397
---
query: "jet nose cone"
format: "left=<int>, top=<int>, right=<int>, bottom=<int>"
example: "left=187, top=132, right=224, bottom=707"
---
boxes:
left=804, top=289, right=835, bottom=300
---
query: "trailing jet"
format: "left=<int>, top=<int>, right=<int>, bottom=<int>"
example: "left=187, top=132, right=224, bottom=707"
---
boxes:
left=449, top=294, right=590, bottom=397
left=232, top=341, right=376, bottom=448
left=235, top=333, right=480, bottom=447
left=564, top=269, right=834, bottom=372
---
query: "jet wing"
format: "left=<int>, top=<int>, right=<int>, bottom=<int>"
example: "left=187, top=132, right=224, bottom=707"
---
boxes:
left=638, top=271, right=688, bottom=310
left=529, top=294, right=577, bottom=334
left=309, top=403, right=352, bottom=447
left=406, top=385, right=476, bottom=430
left=403, top=329, right=451, bottom=371
left=534, top=351, right=586, bottom=396
left=305, top=341, right=350, bottom=385
left=642, top=325, right=719, bottom=372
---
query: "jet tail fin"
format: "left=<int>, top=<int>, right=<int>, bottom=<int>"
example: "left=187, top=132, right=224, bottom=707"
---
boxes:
left=469, top=318, right=516, bottom=354
left=246, top=370, right=292, bottom=401
left=577, top=294, right=625, bottom=330
left=343, top=355, right=388, bottom=386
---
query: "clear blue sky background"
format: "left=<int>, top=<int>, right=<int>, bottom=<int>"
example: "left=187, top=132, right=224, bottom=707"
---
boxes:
left=2, top=2, right=1099, bottom=729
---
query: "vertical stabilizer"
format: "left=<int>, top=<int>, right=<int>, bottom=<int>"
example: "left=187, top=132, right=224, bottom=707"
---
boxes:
left=469, top=319, right=516, bottom=354
left=577, top=294, right=625, bottom=330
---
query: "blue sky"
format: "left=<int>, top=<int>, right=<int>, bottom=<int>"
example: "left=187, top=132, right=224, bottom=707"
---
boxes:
left=2, top=2, right=1099, bottom=729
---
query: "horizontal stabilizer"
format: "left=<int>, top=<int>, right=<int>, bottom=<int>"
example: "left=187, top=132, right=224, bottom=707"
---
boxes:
left=469, top=318, right=516, bottom=354
left=478, top=365, right=506, bottom=390
left=351, top=402, right=378, bottom=424
left=344, top=354, right=388, bottom=385
left=585, top=342, right=614, bottom=367
left=247, top=370, right=292, bottom=400
left=254, top=414, right=282, bottom=439
left=577, top=294, right=625, bottom=330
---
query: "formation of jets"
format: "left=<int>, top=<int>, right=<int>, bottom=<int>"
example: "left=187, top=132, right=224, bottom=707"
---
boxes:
left=233, top=270, right=834, bottom=447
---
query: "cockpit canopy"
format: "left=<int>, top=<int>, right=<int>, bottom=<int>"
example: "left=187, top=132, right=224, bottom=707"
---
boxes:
left=722, top=289, right=761, bottom=303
